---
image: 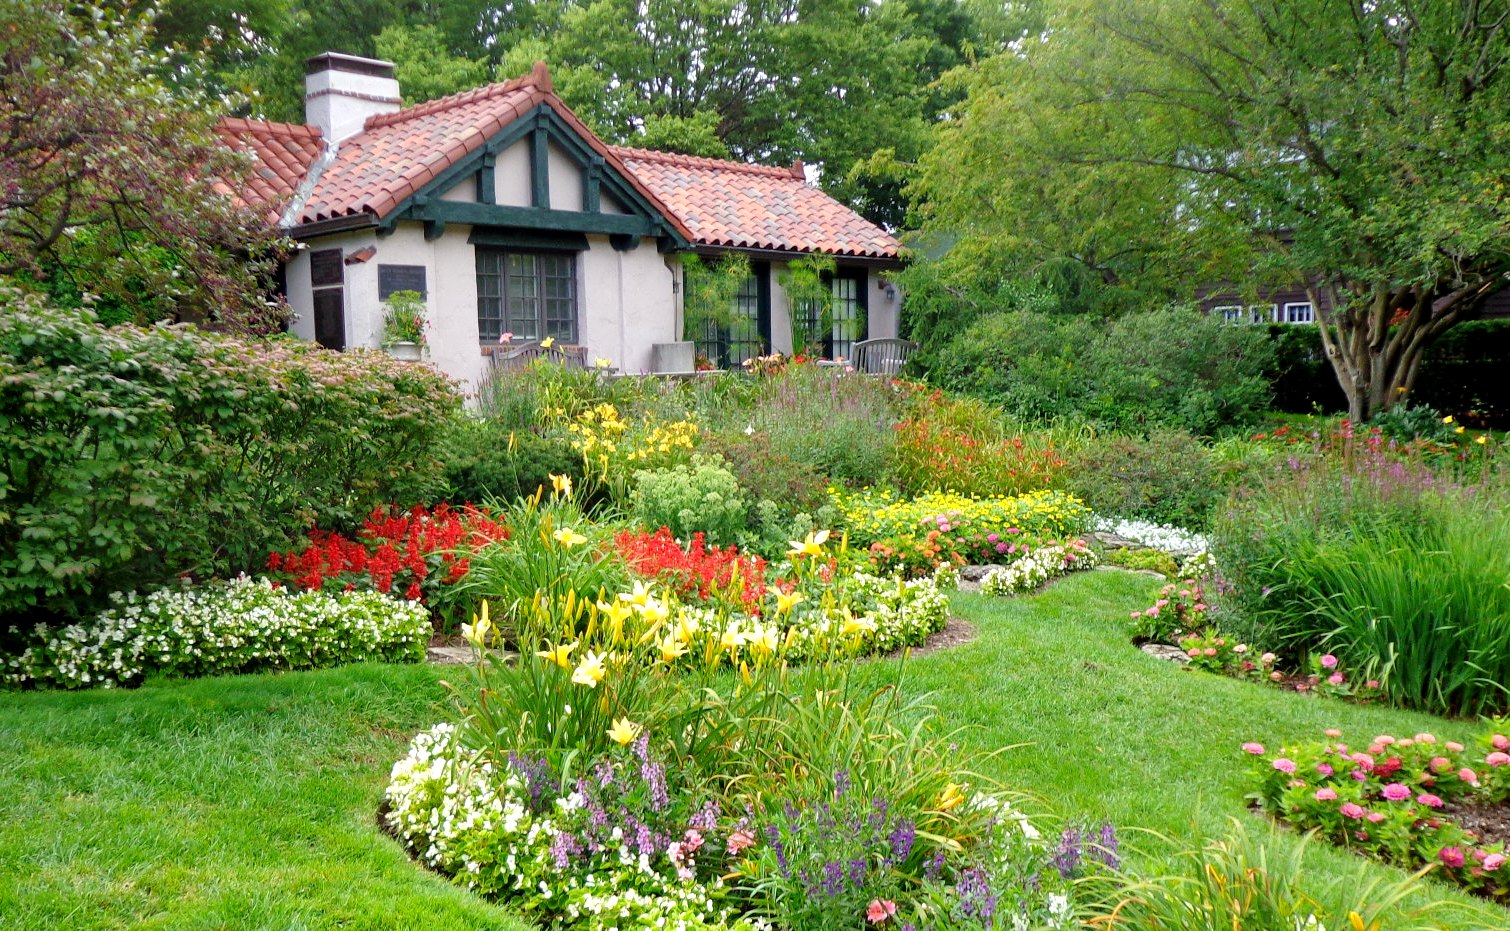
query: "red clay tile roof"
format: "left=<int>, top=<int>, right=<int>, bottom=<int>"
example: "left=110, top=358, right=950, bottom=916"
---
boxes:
left=611, top=146, right=900, bottom=260
left=213, top=118, right=325, bottom=222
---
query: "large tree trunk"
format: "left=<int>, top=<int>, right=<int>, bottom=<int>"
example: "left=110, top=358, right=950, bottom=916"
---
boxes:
left=1306, top=280, right=1490, bottom=422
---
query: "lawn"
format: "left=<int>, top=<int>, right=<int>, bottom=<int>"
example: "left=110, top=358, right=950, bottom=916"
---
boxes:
left=4, top=570, right=1507, bottom=929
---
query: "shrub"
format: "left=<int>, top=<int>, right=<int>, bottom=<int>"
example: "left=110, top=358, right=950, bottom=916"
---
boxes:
left=1065, top=431, right=1223, bottom=530
left=438, top=417, right=583, bottom=505
left=751, top=363, right=898, bottom=486
left=891, top=411, right=1067, bottom=498
left=629, top=459, right=749, bottom=546
left=1100, top=547, right=1180, bottom=577
left=4, top=576, right=430, bottom=689
left=701, top=430, right=830, bottom=516
left=0, top=297, right=459, bottom=622
left=1213, top=445, right=1510, bottom=716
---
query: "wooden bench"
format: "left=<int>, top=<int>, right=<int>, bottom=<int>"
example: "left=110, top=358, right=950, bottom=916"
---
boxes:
left=490, top=340, right=589, bottom=371
left=851, top=338, right=917, bottom=375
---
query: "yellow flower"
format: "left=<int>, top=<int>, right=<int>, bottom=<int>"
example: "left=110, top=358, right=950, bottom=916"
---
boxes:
left=773, top=590, right=806, bottom=615
left=720, top=627, right=745, bottom=652
left=461, top=601, right=493, bottom=648
left=787, top=529, right=831, bottom=559
left=536, top=640, right=578, bottom=669
left=938, top=782, right=966, bottom=812
left=748, top=624, right=779, bottom=655
left=674, top=612, right=700, bottom=643
left=594, top=357, right=612, bottom=369
left=540, top=336, right=556, bottom=349
left=620, top=580, right=655, bottom=607
left=550, top=473, right=574, bottom=496
left=1456, top=426, right=1466, bottom=434
left=572, top=651, right=607, bottom=688
left=598, top=599, right=635, bottom=640
left=841, top=611, right=877, bottom=637
left=639, top=599, right=670, bottom=625
left=656, top=635, right=688, bottom=663
left=1476, top=435, right=1488, bottom=445
left=1443, top=415, right=1454, bottom=424
left=607, top=717, right=641, bottom=746
left=553, top=527, right=588, bottom=548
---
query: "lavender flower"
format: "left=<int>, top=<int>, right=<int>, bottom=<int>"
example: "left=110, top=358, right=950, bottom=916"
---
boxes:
left=956, top=865, right=997, bottom=920
left=1051, top=825, right=1083, bottom=878
left=766, top=824, right=790, bottom=877
left=833, top=769, right=851, bottom=799
left=887, top=819, right=916, bottom=864
left=1095, top=821, right=1120, bottom=871
left=550, top=831, right=583, bottom=869
left=821, top=860, right=845, bottom=896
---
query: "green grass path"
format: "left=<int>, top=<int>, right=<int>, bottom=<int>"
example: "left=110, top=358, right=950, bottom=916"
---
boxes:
left=3, top=571, right=1507, bottom=928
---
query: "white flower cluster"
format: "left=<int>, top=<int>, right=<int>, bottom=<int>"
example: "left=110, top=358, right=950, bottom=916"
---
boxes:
left=1177, top=550, right=1218, bottom=580
left=4, top=575, right=429, bottom=689
left=775, top=571, right=951, bottom=659
left=979, top=542, right=1098, bottom=597
left=1091, top=516, right=1210, bottom=555
left=384, top=724, right=755, bottom=931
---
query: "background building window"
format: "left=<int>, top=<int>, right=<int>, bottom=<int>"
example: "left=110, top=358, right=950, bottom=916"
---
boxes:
left=476, top=249, right=578, bottom=343
left=1284, top=301, right=1315, bottom=324
left=1215, top=305, right=1243, bottom=323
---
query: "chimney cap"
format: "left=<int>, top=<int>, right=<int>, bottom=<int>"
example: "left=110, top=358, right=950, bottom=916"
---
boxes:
left=305, top=51, right=396, bottom=79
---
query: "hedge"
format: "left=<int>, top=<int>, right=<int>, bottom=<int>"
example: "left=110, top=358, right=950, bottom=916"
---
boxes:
left=0, top=292, right=461, bottom=624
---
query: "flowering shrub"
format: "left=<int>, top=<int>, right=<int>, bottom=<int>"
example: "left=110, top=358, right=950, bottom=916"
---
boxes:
left=834, top=487, right=1091, bottom=576
left=891, top=414, right=1066, bottom=498
left=266, top=504, right=508, bottom=603
left=978, top=541, right=1097, bottom=596
left=1091, top=516, right=1209, bottom=555
left=5, top=576, right=429, bottom=689
left=569, top=403, right=699, bottom=500
left=385, top=724, right=757, bottom=931
left=1129, top=579, right=1210, bottom=643
left=1177, top=632, right=1276, bottom=680
left=616, top=528, right=769, bottom=611
left=1245, top=727, right=1510, bottom=902
left=628, top=459, right=749, bottom=546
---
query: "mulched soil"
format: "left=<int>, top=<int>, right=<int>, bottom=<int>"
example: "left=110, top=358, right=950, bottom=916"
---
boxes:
left=896, top=615, right=977, bottom=659
left=1443, top=799, right=1510, bottom=849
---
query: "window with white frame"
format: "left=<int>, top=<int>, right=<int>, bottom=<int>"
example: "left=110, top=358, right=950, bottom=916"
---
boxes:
left=1283, top=301, right=1315, bottom=324
left=1248, top=304, right=1277, bottom=324
left=1215, top=305, right=1243, bottom=323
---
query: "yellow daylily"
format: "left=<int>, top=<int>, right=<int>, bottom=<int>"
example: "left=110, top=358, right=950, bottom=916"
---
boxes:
left=748, top=624, right=779, bottom=655
left=1455, top=426, right=1466, bottom=434
left=655, top=635, right=688, bottom=664
left=540, top=336, right=556, bottom=349
left=1476, top=435, right=1488, bottom=445
left=841, top=610, right=878, bottom=637
left=607, top=717, right=641, bottom=746
left=674, top=612, right=701, bottom=643
left=773, top=590, right=806, bottom=615
left=619, top=580, right=655, bottom=607
left=594, top=357, right=613, bottom=369
left=1442, top=415, right=1454, bottom=424
left=461, top=601, right=493, bottom=648
left=536, top=640, right=579, bottom=669
left=553, top=527, right=588, bottom=548
left=787, top=529, right=831, bottom=559
left=550, top=473, right=574, bottom=496
left=639, top=599, right=670, bottom=625
left=598, top=599, right=635, bottom=636
left=720, top=627, right=745, bottom=652
left=938, top=782, right=966, bottom=812
left=572, top=651, right=607, bottom=688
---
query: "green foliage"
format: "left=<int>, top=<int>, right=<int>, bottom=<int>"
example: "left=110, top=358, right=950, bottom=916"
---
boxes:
left=375, top=24, right=490, bottom=104
left=0, top=296, right=459, bottom=622
left=929, top=308, right=1274, bottom=435
left=635, top=110, right=731, bottom=159
left=1100, top=548, right=1180, bottom=578
left=1214, top=452, right=1510, bottom=716
left=681, top=253, right=752, bottom=343
left=5, top=577, right=430, bottom=689
left=1369, top=403, right=1457, bottom=445
left=629, top=458, right=749, bottom=546
left=1063, top=431, right=1223, bottom=530
left=751, top=363, right=898, bottom=485
left=777, top=255, right=838, bottom=356
left=438, top=417, right=583, bottom=506
left=381, top=289, right=428, bottom=345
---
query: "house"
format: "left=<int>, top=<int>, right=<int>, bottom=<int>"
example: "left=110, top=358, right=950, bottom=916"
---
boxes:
left=215, top=53, right=902, bottom=390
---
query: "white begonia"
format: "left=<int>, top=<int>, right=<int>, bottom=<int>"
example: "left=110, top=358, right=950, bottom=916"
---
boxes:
left=1091, top=516, right=1210, bottom=555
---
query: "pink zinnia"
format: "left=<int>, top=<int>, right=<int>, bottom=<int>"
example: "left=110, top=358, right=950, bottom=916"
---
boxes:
left=1241, top=742, right=1265, bottom=755
left=1414, top=733, right=1436, bottom=744
left=1314, top=788, right=1337, bottom=801
left=1492, top=734, right=1509, bottom=751
left=1374, top=735, right=1396, bottom=746
left=1327, top=673, right=1345, bottom=685
left=1324, top=729, right=1343, bottom=738
left=1486, top=752, right=1510, bottom=767
left=1272, top=758, right=1297, bottom=774
left=1416, top=793, right=1444, bottom=808
left=1484, top=853, right=1507, bottom=872
left=1429, top=756, right=1451, bottom=772
left=1261, top=652, right=1277, bottom=664
left=1439, top=846, right=1466, bottom=868
left=1315, top=763, right=1333, bottom=777
left=1340, top=803, right=1365, bottom=819
left=1320, top=654, right=1338, bottom=668
left=1459, top=768, right=1479, bottom=785
left=1445, top=741, right=1464, bottom=753
left=866, top=899, right=898, bottom=924
left=1381, top=783, right=1411, bottom=801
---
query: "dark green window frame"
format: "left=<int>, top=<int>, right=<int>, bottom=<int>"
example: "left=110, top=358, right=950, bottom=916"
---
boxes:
left=476, top=248, right=578, bottom=343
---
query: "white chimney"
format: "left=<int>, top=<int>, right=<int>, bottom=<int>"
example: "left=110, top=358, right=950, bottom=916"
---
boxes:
left=304, top=52, right=401, bottom=143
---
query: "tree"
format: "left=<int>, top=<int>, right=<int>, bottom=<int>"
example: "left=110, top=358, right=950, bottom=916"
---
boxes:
left=0, top=1, right=286, bottom=331
left=915, top=0, right=1510, bottom=420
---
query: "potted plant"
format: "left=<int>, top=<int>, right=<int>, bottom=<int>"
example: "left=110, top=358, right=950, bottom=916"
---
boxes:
left=381, top=290, right=427, bottom=361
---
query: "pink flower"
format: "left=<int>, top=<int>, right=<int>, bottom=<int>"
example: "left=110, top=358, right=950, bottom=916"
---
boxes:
left=1327, top=673, right=1345, bottom=686
left=1492, top=734, right=1509, bottom=751
left=1484, top=853, right=1507, bottom=872
left=1351, top=754, right=1375, bottom=772
left=499, top=331, right=514, bottom=343
left=1374, top=735, right=1396, bottom=746
left=1233, top=644, right=1248, bottom=654
left=1416, top=793, right=1444, bottom=808
left=1364, top=680, right=1379, bottom=689
left=866, top=899, right=898, bottom=924
left=1315, top=763, right=1333, bottom=776
left=1414, top=733, right=1436, bottom=744
left=1340, top=803, right=1365, bottom=819
left=1241, top=742, right=1266, bottom=755
left=1320, top=654, right=1338, bottom=668
left=1186, top=647, right=1201, bottom=657
left=1204, top=647, right=1218, bottom=657
left=1261, top=652, right=1277, bottom=664
left=1459, top=768, right=1479, bottom=785
left=1381, top=783, right=1411, bottom=801
left=1324, top=728, right=1342, bottom=738
left=1272, top=758, right=1297, bottom=774
left=1486, top=752, right=1510, bottom=767
left=1445, top=741, right=1464, bottom=753
left=1439, top=846, right=1466, bottom=868
left=1314, top=788, right=1337, bottom=801
left=1366, top=811, right=1387, bottom=823
left=726, top=830, right=756, bottom=855
left=1269, top=671, right=1284, bottom=682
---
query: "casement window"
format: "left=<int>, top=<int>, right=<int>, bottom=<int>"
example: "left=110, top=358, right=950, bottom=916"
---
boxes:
left=1283, top=301, right=1316, bottom=324
left=1215, top=303, right=1277, bottom=325
left=795, top=269, right=868, bottom=359
left=1215, top=305, right=1244, bottom=324
left=476, top=249, right=577, bottom=343
left=695, top=262, right=770, bottom=368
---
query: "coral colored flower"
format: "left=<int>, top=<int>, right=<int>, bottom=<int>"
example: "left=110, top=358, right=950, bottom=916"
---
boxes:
left=1324, top=729, right=1343, bottom=738
left=866, top=900, right=898, bottom=924
left=1261, top=652, right=1277, bottom=664
left=1381, top=783, right=1411, bottom=801
left=1272, top=758, right=1297, bottom=774
left=1366, top=811, right=1387, bottom=823
left=1314, top=788, right=1337, bottom=801
left=1429, top=756, right=1451, bottom=772
left=1439, top=846, right=1466, bottom=868
left=1242, top=742, right=1265, bottom=755
left=1374, top=735, right=1396, bottom=746
left=1445, top=741, right=1464, bottom=752
left=1340, top=803, right=1365, bottom=819
left=1415, top=733, right=1436, bottom=744
left=1486, top=752, right=1510, bottom=767
left=727, top=830, right=756, bottom=855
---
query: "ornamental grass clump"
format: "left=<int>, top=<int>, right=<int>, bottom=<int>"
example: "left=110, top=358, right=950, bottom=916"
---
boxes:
left=4, top=576, right=430, bottom=689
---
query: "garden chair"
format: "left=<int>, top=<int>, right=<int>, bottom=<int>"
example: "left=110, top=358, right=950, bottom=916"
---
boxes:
left=491, top=340, right=589, bottom=371
left=852, top=338, right=917, bottom=376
